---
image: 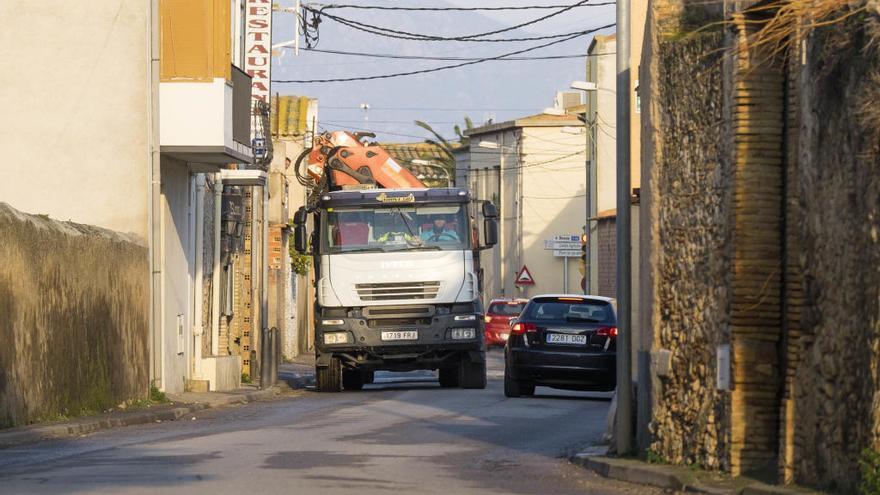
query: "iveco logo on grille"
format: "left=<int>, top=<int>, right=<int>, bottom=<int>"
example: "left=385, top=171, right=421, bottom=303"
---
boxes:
left=380, top=260, right=415, bottom=269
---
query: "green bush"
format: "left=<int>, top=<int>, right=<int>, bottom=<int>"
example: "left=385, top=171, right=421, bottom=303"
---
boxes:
left=149, top=386, right=168, bottom=403
left=645, top=448, right=667, bottom=464
left=860, top=448, right=880, bottom=495
left=291, top=252, right=311, bottom=276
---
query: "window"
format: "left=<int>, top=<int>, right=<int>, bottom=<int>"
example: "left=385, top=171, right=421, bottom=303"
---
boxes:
left=323, top=204, right=470, bottom=254
left=523, top=297, right=614, bottom=324
left=488, top=302, right=526, bottom=316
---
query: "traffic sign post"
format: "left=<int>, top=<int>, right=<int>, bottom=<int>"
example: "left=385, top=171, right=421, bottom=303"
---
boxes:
left=563, top=257, right=569, bottom=293
left=543, top=235, right=581, bottom=293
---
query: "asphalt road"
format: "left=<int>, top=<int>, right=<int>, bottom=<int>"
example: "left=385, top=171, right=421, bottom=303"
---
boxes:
left=0, top=350, right=657, bottom=495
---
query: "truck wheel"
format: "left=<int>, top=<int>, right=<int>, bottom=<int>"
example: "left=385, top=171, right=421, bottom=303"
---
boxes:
left=342, top=369, right=365, bottom=391
left=438, top=366, right=459, bottom=388
left=504, top=366, right=534, bottom=397
left=315, top=357, right=343, bottom=393
left=459, top=353, right=487, bottom=389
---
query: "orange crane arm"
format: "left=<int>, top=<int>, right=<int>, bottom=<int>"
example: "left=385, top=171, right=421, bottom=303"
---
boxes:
left=304, top=131, right=426, bottom=190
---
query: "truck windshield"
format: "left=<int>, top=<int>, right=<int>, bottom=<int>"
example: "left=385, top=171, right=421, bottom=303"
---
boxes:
left=324, top=204, right=470, bottom=254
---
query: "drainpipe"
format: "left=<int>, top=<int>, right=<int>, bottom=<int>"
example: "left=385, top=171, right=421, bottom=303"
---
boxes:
left=193, top=175, right=206, bottom=380
left=148, top=0, right=163, bottom=391
left=211, top=173, right=222, bottom=356
left=262, top=184, right=272, bottom=385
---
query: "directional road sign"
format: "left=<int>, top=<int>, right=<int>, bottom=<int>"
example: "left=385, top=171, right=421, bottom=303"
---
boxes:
left=553, top=249, right=581, bottom=258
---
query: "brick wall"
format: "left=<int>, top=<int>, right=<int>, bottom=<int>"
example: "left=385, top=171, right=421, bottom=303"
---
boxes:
left=728, top=16, right=786, bottom=477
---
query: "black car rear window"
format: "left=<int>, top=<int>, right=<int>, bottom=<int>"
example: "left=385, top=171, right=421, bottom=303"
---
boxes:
left=488, top=302, right=526, bottom=316
left=522, top=297, right=615, bottom=324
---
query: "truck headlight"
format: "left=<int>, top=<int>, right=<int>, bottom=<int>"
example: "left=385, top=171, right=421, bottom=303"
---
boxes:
left=450, top=328, right=476, bottom=340
left=323, top=332, right=350, bottom=345
left=454, top=314, right=476, bottom=321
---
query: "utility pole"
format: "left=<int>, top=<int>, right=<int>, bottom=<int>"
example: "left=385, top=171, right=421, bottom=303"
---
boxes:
left=616, top=0, right=634, bottom=456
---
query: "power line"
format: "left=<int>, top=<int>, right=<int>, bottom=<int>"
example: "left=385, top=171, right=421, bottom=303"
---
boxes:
left=320, top=121, right=437, bottom=140
left=323, top=18, right=602, bottom=43
left=288, top=46, right=612, bottom=61
left=309, top=1, right=613, bottom=43
left=320, top=106, right=536, bottom=111
left=315, top=3, right=612, bottom=11
left=273, top=24, right=614, bottom=83
left=318, top=119, right=464, bottom=124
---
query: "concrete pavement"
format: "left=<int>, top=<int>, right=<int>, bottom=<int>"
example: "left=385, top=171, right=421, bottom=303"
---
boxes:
left=0, top=349, right=656, bottom=495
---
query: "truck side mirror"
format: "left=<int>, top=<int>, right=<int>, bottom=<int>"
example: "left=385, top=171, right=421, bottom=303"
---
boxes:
left=482, top=202, right=498, bottom=219
left=294, top=224, right=308, bottom=253
left=483, top=217, right=498, bottom=248
left=293, top=206, right=307, bottom=226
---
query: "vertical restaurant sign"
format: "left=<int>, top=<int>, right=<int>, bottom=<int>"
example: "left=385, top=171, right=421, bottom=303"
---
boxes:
left=245, top=0, right=272, bottom=108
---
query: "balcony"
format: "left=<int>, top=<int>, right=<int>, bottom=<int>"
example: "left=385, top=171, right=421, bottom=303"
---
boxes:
left=160, top=65, right=253, bottom=166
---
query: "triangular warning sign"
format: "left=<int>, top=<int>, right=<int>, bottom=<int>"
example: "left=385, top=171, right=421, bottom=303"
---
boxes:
left=515, top=265, right=535, bottom=286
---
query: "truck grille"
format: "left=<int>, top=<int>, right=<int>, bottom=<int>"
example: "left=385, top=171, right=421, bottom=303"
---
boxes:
left=356, top=281, right=441, bottom=301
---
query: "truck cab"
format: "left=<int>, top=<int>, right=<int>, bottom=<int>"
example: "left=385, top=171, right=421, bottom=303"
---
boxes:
left=293, top=187, right=498, bottom=391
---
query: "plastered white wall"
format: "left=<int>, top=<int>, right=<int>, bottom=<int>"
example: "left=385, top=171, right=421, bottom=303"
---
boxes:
left=0, top=1, right=149, bottom=238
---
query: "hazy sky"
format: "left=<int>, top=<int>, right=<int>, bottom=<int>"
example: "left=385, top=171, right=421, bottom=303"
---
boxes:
left=271, top=1, right=616, bottom=143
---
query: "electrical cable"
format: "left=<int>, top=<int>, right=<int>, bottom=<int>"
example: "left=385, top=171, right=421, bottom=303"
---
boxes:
left=321, top=105, right=537, bottom=111
left=323, top=18, right=603, bottom=43
left=289, top=46, right=607, bottom=60
left=273, top=24, right=614, bottom=83
left=309, top=1, right=612, bottom=43
left=315, top=3, right=611, bottom=11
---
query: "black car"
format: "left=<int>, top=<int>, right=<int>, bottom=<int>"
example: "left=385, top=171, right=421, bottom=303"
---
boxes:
left=504, top=294, right=617, bottom=397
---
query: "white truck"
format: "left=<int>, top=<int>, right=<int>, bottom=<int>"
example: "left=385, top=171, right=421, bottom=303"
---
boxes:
left=292, top=187, right=498, bottom=392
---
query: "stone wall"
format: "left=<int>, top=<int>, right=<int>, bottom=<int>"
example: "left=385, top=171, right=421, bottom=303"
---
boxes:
left=0, top=204, right=149, bottom=427
left=788, top=17, right=880, bottom=493
left=644, top=28, right=732, bottom=470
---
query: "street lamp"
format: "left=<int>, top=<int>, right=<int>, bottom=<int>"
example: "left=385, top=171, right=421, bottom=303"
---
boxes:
left=570, top=80, right=598, bottom=92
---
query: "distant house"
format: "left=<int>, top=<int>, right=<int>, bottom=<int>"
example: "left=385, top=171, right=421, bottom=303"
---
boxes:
left=380, top=142, right=455, bottom=188
left=463, top=111, right=587, bottom=300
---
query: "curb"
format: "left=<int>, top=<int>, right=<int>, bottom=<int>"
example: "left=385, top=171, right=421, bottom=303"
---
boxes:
left=0, top=387, right=281, bottom=449
left=572, top=454, right=687, bottom=491
left=570, top=454, right=824, bottom=495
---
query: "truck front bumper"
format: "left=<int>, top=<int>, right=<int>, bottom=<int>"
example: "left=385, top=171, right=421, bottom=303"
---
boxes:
left=314, top=304, right=484, bottom=371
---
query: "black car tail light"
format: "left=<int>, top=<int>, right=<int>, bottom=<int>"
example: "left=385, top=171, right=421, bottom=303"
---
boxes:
left=511, top=322, right=537, bottom=335
left=597, top=326, right=618, bottom=337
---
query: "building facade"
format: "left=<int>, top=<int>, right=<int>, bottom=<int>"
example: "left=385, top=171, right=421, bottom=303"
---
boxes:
left=464, top=112, right=587, bottom=300
left=0, top=0, right=272, bottom=405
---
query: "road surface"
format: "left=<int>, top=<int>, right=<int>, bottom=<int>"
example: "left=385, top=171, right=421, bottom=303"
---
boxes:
left=0, top=350, right=657, bottom=494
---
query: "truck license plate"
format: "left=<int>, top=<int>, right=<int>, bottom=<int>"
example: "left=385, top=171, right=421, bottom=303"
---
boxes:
left=381, top=330, right=418, bottom=341
left=546, top=333, right=587, bottom=345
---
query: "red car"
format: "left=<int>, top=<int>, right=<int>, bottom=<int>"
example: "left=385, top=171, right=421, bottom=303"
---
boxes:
left=484, top=299, right=528, bottom=346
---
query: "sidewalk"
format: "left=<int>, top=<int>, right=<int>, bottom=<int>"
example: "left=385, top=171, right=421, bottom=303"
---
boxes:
left=0, top=383, right=294, bottom=450
left=571, top=453, right=824, bottom=495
